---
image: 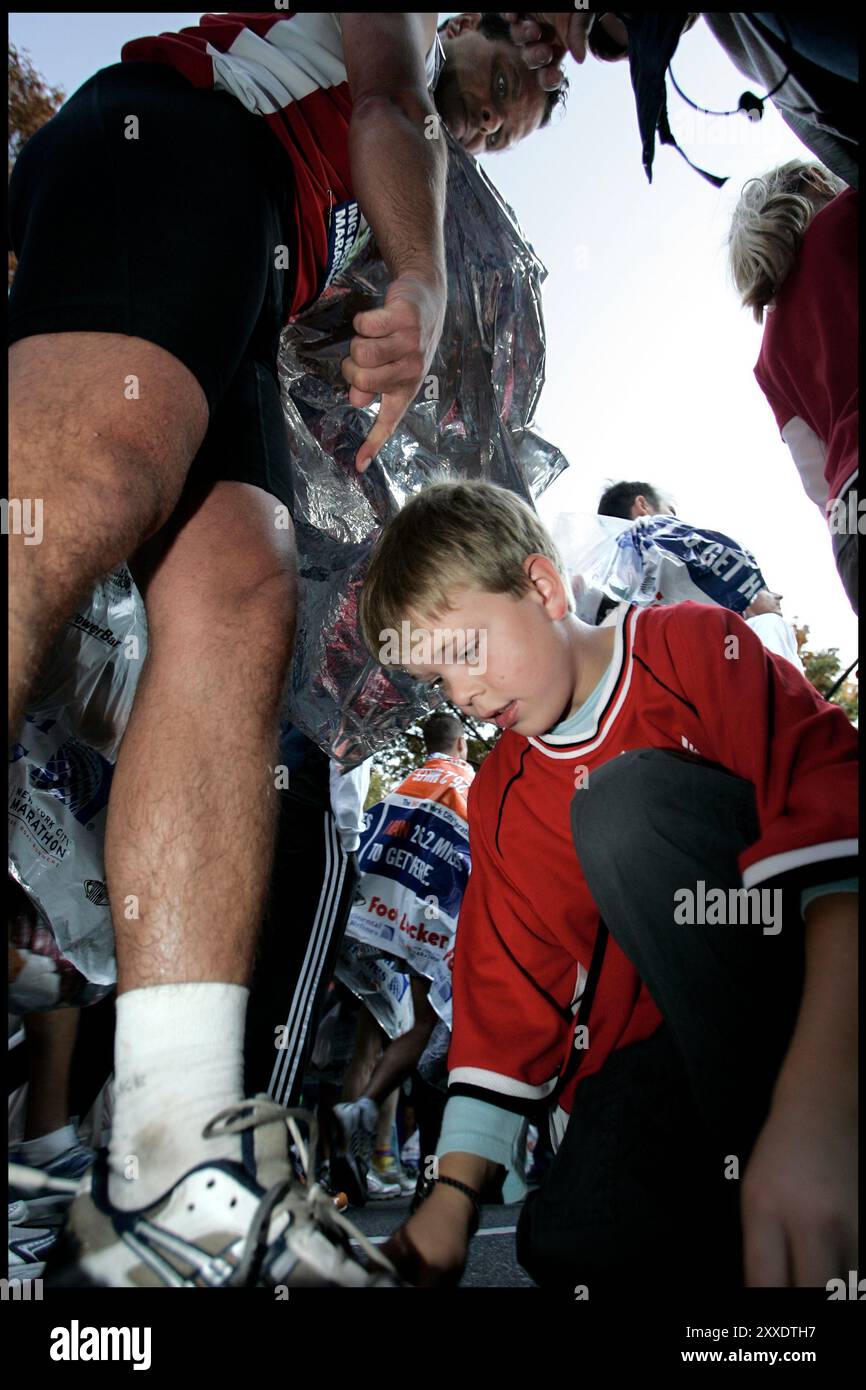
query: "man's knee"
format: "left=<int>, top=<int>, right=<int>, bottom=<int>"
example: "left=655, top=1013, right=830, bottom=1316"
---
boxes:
left=137, top=481, right=297, bottom=658
left=10, top=332, right=209, bottom=543
left=147, top=565, right=297, bottom=684
left=238, top=566, right=297, bottom=672
left=571, top=750, right=675, bottom=865
left=7, top=439, right=182, bottom=624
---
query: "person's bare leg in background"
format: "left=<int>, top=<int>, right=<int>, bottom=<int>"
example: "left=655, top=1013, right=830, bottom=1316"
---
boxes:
left=20, top=1010, right=82, bottom=1142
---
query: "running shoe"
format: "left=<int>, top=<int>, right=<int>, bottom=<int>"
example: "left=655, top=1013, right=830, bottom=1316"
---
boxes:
left=11, top=1097, right=399, bottom=1287
left=328, top=1098, right=378, bottom=1208
left=371, top=1147, right=416, bottom=1196
left=400, top=1129, right=421, bottom=1173
left=366, top=1167, right=401, bottom=1201
left=316, top=1161, right=349, bottom=1211
left=8, top=1199, right=64, bottom=1282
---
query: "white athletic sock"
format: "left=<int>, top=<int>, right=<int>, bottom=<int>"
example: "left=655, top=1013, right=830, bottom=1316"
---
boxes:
left=108, top=982, right=247, bottom=1211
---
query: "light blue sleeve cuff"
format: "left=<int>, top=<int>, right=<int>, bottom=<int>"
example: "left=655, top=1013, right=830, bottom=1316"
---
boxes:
left=436, top=1095, right=529, bottom=1204
left=801, top=878, right=858, bottom=917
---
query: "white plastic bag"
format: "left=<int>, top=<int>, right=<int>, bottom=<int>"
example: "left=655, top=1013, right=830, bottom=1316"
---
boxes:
left=8, top=566, right=147, bottom=1009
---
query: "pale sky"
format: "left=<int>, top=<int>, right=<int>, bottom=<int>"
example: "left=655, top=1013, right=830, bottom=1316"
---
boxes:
left=9, top=11, right=858, bottom=672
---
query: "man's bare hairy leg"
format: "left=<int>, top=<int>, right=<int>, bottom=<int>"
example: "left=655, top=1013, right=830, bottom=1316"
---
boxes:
left=109, top=480, right=296, bottom=988
left=104, top=480, right=297, bottom=1206
left=8, top=332, right=208, bottom=744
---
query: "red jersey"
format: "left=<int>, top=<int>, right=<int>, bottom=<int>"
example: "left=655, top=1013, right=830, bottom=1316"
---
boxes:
left=448, top=602, right=858, bottom=1128
left=122, top=12, right=442, bottom=317
left=754, top=189, right=858, bottom=519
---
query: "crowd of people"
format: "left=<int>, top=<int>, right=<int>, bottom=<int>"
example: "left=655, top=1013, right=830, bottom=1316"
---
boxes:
left=7, top=12, right=858, bottom=1292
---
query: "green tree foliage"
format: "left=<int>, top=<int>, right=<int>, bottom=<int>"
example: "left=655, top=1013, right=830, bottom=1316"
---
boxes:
left=366, top=701, right=500, bottom=804
left=795, top=624, right=858, bottom=723
left=8, top=43, right=65, bottom=284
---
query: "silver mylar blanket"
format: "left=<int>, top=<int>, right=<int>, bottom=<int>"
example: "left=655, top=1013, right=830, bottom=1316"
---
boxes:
left=279, top=128, right=566, bottom=768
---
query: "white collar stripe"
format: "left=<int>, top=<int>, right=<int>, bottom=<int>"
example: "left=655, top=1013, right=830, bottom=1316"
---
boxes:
left=529, top=606, right=640, bottom=760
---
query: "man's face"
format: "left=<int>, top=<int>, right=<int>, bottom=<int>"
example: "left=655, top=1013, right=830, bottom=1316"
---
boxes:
left=402, top=568, right=578, bottom=738
left=435, top=14, right=551, bottom=155
left=746, top=588, right=784, bottom=618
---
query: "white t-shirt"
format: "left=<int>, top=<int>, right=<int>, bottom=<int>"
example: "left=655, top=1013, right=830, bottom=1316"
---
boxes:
left=746, top=614, right=805, bottom=672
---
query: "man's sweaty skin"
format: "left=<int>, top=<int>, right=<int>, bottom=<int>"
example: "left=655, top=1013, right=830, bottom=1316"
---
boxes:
left=343, top=12, right=556, bottom=469
left=435, top=12, right=552, bottom=155
left=340, top=13, right=447, bottom=471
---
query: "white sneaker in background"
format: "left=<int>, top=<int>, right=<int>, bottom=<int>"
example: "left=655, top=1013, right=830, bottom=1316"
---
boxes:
left=328, top=1097, right=379, bottom=1208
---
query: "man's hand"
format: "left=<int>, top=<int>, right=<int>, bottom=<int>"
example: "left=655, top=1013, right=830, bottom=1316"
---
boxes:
left=502, top=12, right=631, bottom=88
left=342, top=271, right=446, bottom=472
left=502, top=12, right=592, bottom=85
left=741, top=1090, right=858, bottom=1286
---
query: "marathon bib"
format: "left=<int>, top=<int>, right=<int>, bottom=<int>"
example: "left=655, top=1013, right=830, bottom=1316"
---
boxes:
left=321, top=198, right=366, bottom=294
left=344, top=787, right=472, bottom=1029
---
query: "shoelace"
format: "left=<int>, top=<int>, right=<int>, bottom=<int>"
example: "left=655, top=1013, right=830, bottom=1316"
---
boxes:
left=9, top=1142, right=96, bottom=1190
left=8, top=1165, right=80, bottom=1197
left=202, top=1097, right=399, bottom=1286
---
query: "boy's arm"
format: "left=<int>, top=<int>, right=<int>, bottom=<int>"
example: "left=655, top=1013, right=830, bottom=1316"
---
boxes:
left=384, top=774, right=573, bottom=1283
left=383, top=1149, right=499, bottom=1284
left=339, top=13, right=447, bottom=470
left=741, top=890, right=857, bottom=1286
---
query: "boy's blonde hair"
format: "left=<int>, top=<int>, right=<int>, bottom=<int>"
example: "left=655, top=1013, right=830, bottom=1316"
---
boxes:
left=727, top=160, right=845, bottom=323
left=360, top=480, right=573, bottom=658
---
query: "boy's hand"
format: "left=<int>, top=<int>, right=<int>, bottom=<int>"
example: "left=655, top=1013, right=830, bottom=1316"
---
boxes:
left=380, top=1223, right=466, bottom=1288
left=380, top=1183, right=474, bottom=1286
left=342, top=271, right=446, bottom=473
left=741, top=1091, right=858, bottom=1286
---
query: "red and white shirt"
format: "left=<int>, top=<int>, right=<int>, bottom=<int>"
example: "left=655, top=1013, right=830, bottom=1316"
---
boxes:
left=753, top=188, right=858, bottom=520
left=448, top=601, right=858, bottom=1128
left=122, top=12, right=443, bottom=317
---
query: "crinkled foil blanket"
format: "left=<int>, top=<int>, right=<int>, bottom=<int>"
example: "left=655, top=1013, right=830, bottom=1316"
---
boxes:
left=281, top=129, right=567, bottom=768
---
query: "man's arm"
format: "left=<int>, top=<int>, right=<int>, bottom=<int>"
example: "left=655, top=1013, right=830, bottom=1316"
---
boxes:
left=339, top=13, right=447, bottom=470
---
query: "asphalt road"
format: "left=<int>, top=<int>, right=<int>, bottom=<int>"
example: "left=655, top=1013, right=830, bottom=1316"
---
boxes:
left=348, top=1193, right=536, bottom=1288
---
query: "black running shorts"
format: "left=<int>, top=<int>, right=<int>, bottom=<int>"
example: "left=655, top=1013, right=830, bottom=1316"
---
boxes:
left=8, top=60, right=297, bottom=512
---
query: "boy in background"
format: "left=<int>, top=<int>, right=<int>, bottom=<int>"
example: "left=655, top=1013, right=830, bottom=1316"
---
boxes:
left=359, top=480, right=857, bottom=1289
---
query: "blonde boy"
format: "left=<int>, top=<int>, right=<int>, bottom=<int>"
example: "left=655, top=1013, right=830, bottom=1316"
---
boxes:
left=361, top=480, right=858, bottom=1290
